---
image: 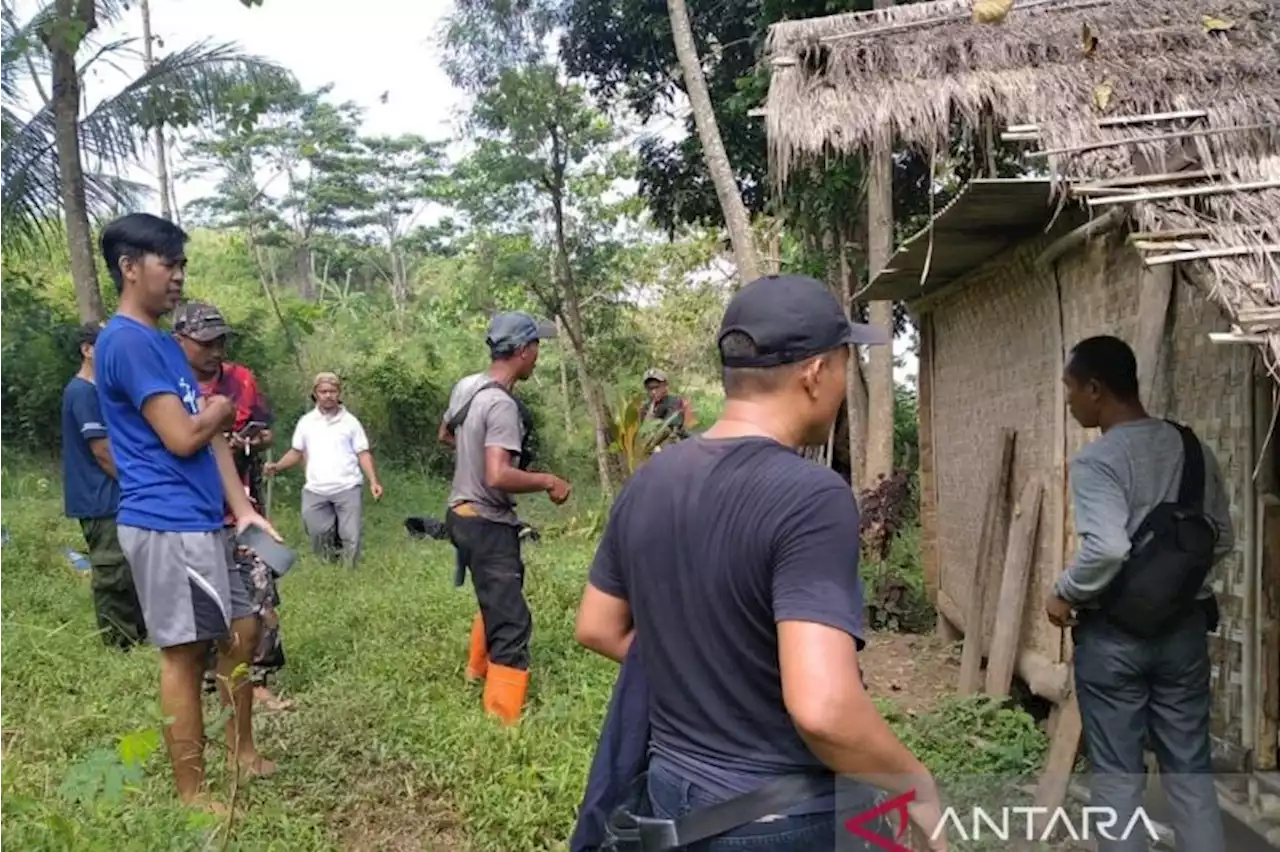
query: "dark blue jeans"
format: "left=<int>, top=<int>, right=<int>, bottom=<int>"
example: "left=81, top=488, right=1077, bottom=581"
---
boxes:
left=647, top=763, right=840, bottom=851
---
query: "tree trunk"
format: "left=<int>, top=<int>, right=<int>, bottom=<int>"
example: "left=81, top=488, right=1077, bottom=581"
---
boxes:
left=666, top=0, right=760, bottom=285
left=560, top=305, right=615, bottom=502
left=43, top=0, right=105, bottom=323
left=548, top=172, right=615, bottom=501
left=839, top=232, right=869, bottom=489
left=139, top=0, right=173, bottom=220
left=555, top=316, right=574, bottom=439
left=864, top=0, right=896, bottom=487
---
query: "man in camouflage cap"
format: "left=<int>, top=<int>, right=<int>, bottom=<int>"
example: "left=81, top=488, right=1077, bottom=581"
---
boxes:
left=173, top=300, right=291, bottom=711
left=640, top=368, right=695, bottom=446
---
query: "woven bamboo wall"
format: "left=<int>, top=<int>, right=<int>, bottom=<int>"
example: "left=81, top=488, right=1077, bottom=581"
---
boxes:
left=1163, top=281, right=1252, bottom=744
left=928, top=235, right=1064, bottom=664
left=924, top=230, right=1252, bottom=745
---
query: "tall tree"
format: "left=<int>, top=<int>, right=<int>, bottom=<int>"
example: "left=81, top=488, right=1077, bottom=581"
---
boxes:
left=40, top=0, right=102, bottom=321
left=348, top=134, right=447, bottom=306
left=443, top=68, right=628, bottom=499
left=138, top=0, right=174, bottom=221
left=442, top=1, right=629, bottom=497
left=863, top=0, right=895, bottom=486
left=665, top=0, right=759, bottom=283
left=2, top=0, right=290, bottom=321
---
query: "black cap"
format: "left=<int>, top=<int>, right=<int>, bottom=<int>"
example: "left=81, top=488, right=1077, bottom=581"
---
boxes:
left=77, top=321, right=105, bottom=348
left=718, top=274, right=891, bottom=368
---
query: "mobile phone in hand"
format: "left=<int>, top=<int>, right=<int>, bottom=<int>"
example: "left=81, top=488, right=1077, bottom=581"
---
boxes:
left=237, top=420, right=268, bottom=440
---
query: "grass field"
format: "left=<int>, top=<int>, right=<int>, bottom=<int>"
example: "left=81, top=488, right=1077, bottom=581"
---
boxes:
left=2, top=462, right=625, bottom=852
left=1, top=461, right=1050, bottom=852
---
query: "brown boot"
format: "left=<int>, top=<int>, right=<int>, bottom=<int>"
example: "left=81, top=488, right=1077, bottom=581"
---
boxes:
left=483, top=663, right=529, bottom=726
left=465, top=612, right=488, bottom=682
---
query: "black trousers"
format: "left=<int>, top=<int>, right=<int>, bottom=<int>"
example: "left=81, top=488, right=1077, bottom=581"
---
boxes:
left=446, top=508, right=532, bottom=670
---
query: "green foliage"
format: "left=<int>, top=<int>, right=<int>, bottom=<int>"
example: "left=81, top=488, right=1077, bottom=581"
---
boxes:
left=1, top=0, right=294, bottom=249
left=0, top=264, right=80, bottom=450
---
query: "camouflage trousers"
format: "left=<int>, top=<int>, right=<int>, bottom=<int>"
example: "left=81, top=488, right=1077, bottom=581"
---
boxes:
left=203, top=543, right=285, bottom=694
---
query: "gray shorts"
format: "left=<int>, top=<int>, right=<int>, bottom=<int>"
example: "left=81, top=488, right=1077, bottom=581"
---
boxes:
left=118, top=526, right=253, bottom=649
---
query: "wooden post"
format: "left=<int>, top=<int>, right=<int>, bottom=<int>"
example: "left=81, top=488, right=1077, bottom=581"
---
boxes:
left=918, top=313, right=941, bottom=606
left=1018, top=688, right=1085, bottom=852
left=1133, top=264, right=1175, bottom=414
left=985, top=478, right=1045, bottom=698
left=958, top=428, right=1017, bottom=694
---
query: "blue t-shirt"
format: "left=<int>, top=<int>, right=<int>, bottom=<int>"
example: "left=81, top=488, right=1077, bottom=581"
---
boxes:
left=588, top=436, right=866, bottom=810
left=60, top=376, right=121, bottom=519
left=95, top=315, right=224, bottom=532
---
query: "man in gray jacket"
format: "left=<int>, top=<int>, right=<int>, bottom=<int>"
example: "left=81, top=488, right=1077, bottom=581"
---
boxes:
left=1047, top=334, right=1233, bottom=852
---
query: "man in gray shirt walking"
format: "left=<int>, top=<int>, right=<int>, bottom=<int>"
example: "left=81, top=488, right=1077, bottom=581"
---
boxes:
left=1047, top=335, right=1234, bottom=852
left=439, top=312, right=572, bottom=726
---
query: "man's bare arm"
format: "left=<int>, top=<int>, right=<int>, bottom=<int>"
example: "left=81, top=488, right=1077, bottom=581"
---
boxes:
left=269, top=448, right=304, bottom=473
left=88, top=437, right=117, bottom=479
left=140, top=394, right=228, bottom=458
left=438, top=418, right=455, bottom=446
left=358, top=450, right=381, bottom=487
left=575, top=584, right=635, bottom=663
left=779, top=620, right=936, bottom=798
left=484, top=446, right=555, bottom=494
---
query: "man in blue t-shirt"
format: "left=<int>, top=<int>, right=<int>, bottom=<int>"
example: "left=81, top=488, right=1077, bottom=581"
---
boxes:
left=574, top=275, right=947, bottom=851
left=60, top=320, right=146, bottom=649
left=94, top=212, right=282, bottom=808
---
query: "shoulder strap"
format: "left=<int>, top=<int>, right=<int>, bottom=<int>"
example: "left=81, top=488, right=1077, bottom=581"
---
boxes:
left=446, top=381, right=509, bottom=435
left=658, top=774, right=831, bottom=848
left=1170, top=421, right=1206, bottom=510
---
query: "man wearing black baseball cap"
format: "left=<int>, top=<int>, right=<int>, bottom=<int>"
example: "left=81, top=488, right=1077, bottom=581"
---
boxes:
left=439, top=311, right=572, bottom=726
left=574, top=276, right=944, bottom=850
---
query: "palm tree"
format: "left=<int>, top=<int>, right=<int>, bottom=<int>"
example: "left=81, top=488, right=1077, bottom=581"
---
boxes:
left=1, top=0, right=292, bottom=321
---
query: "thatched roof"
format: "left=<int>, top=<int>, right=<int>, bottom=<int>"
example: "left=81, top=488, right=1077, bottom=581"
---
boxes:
left=764, top=0, right=1280, bottom=356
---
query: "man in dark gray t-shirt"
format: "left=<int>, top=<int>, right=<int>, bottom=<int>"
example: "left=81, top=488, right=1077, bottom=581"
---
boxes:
left=439, top=312, right=572, bottom=727
left=575, top=275, right=945, bottom=851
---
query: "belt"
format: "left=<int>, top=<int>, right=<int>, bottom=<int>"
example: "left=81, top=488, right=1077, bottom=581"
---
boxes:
left=452, top=503, right=481, bottom=518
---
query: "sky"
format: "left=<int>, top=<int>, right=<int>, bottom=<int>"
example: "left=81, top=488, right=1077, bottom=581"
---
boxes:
left=9, top=0, right=917, bottom=382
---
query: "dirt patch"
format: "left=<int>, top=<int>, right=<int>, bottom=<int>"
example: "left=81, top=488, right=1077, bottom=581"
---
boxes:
left=330, top=764, right=471, bottom=852
left=860, top=630, right=960, bottom=716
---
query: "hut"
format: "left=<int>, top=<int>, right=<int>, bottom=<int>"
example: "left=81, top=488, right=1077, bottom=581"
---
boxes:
left=762, top=0, right=1280, bottom=810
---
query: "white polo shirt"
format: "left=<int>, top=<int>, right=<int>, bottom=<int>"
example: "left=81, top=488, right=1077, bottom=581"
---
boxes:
left=290, top=406, right=371, bottom=496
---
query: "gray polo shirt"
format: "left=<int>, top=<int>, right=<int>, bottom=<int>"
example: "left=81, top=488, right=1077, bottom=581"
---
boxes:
left=445, top=372, right=525, bottom=526
left=1055, top=417, right=1235, bottom=606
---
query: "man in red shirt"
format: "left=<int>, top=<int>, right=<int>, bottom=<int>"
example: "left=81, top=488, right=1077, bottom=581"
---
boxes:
left=174, top=301, right=291, bottom=711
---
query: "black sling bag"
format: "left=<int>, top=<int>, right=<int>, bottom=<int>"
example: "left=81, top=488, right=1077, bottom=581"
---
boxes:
left=1096, top=421, right=1219, bottom=639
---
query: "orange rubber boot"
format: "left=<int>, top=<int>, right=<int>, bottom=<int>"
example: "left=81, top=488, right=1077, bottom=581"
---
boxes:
left=482, top=663, right=529, bottom=726
left=465, top=613, right=488, bottom=682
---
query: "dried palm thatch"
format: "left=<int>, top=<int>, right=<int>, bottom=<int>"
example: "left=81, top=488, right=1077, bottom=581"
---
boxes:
left=764, top=0, right=1280, bottom=367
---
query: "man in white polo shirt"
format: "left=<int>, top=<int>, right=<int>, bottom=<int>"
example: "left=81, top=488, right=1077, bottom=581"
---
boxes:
left=265, top=372, right=383, bottom=567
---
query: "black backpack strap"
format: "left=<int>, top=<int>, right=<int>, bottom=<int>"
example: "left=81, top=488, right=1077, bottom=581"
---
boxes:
left=446, top=381, right=507, bottom=435
left=1170, top=421, right=1206, bottom=510
left=650, top=773, right=830, bottom=849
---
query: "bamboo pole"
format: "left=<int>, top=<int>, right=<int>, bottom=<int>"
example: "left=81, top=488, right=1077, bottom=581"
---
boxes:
left=1007, top=109, right=1208, bottom=135
left=1034, top=207, right=1126, bottom=269
left=1071, top=169, right=1222, bottom=192
left=819, top=0, right=1111, bottom=44
left=1028, top=123, right=1277, bottom=160
left=1144, top=244, right=1280, bottom=268
left=1087, top=179, right=1280, bottom=208
left=1126, top=228, right=1209, bottom=242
